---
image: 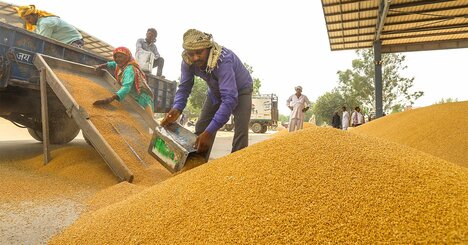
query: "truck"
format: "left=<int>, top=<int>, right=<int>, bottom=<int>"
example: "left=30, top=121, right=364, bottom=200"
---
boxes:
left=0, top=2, right=176, bottom=144
left=220, top=94, right=278, bottom=133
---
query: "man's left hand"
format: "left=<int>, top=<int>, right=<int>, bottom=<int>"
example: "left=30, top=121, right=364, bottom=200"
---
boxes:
left=194, top=131, right=213, bottom=153
left=302, top=107, right=309, bottom=112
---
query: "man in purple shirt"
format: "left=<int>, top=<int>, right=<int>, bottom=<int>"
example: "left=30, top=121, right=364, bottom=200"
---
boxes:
left=161, top=29, right=253, bottom=154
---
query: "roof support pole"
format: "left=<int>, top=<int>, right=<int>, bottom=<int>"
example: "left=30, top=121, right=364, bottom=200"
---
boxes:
left=374, top=40, right=383, bottom=118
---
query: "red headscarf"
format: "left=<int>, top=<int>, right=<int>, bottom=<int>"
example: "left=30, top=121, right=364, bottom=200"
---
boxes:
left=113, top=47, right=149, bottom=95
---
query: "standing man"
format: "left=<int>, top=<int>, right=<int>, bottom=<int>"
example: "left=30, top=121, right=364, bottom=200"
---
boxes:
left=286, top=86, right=310, bottom=132
left=160, top=29, right=253, bottom=154
left=331, top=111, right=341, bottom=129
left=136, top=28, right=164, bottom=77
left=341, top=106, right=350, bottom=130
left=351, top=106, right=365, bottom=127
left=14, top=5, right=84, bottom=48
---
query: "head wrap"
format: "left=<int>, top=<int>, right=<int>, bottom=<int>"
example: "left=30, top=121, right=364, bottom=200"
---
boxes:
left=113, top=47, right=153, bottom=98
left=295, top=86, right=303, bottom=91
left=181, top=29, right=223, bottom=74
left=14, top=5, right=55, bottom=31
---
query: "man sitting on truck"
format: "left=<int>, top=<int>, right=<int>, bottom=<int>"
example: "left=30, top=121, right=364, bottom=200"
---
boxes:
left=161, top=29, right=253, bottom=154
left=136, top=28, right=164, bottom=77
left=14, top=5, right=84, bottom=48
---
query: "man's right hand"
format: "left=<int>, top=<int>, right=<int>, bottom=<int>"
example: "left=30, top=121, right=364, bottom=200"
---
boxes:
left=160, top=108, right=181, bottom=127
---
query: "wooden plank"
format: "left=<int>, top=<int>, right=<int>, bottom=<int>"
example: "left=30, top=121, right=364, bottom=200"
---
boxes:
left=40, top=68, right=51, bottom=164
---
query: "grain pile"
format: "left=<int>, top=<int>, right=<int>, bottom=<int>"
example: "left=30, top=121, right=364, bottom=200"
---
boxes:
left=352, top=101, right=468, bottom=168
left=20, top=146, right=118, bottom=187
left=50, top=127, right=468, bottom=244
left=54, top=71, right=173, bottom=185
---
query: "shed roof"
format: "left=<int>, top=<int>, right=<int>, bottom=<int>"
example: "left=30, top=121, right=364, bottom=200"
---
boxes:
left=322, top=0, right=468, bottom=53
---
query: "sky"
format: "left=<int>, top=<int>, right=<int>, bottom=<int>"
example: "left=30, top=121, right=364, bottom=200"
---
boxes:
left=9, top=0, right=468, bottom=114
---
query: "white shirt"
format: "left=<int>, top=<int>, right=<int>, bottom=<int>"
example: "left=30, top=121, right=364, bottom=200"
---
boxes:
left=286, top=94, right=310, bottom=119
left=351, top=111, right=364, bottom=125
left=342, top=111, right=350, bottom=129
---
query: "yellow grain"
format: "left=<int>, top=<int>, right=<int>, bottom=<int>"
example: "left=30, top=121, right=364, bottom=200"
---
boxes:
left=352, top=101, right=468, bottom=167
left=50, top=127, right=468, bottom=244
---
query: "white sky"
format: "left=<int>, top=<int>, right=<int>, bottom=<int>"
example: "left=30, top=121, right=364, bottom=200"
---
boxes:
left=9, top=0, right=468, bottom=114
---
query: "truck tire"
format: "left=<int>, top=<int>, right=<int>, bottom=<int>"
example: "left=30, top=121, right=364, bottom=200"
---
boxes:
left=251, top=122, right=262, bottom=133
left=218, top=125, right=226, bottom=131
left=260, top=125, right=268, bottom=133
left=27, top=113, right=80, bottom=144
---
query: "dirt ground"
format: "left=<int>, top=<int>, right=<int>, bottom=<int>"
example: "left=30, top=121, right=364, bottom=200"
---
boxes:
left=0, top=118, right=274, bottom=244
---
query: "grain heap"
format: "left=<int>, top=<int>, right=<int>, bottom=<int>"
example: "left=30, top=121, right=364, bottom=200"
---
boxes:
left=54, top=71, right=173, bottom=185
left=352, top=101, right=468, bottom=168
left=51, top=127, right=468, bottom=244
left=22, top=146, right=118, bottom=187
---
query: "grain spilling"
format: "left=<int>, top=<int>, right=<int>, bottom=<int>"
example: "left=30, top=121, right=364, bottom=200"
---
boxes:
left=352, top=101, right=468, bottom=168
left=50, top=127, right=468, bottom=244
left=54, top=70, right=174, bottom=185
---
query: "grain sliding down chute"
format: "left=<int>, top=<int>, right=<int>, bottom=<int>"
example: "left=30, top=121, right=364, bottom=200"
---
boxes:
left=33, top=54, right=134, bottom=182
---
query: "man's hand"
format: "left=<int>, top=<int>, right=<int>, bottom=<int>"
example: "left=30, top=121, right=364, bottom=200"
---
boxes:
left=160, top=108, right=181, bottom=127
left=93, top=94, right=117, bottom=105
left=194, top=131, right=213, bottom=153
left=302, top=107, right=309, bottom=112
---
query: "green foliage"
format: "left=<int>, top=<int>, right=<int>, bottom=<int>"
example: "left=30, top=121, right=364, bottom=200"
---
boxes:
left=312, top=90, right=345, bottom=126
left=435, top=97, right=458, bottom=104
left=336, top=49, right=423, bottom=115
left=278, top=114, right=289, bottom=123
left=244, top=63, right=261, bottom=95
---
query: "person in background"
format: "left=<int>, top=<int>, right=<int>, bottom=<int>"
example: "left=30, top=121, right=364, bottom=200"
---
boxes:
left=286, top=86, right=310, bottom=132
left=341, top=106, right=350, bottom=130
left=14, top=5, right=84, bottom=48
left=93, top=47, right=154, bottom=116
left=351, top=106, right=365, bottom=127
left=136, top=28, right=164, bottom=77
left=160, top=29, right=253, bottom=154
left=331, top=111, right=341, bottom=129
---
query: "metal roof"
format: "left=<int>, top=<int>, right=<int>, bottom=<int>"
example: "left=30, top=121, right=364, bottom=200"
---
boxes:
left=0, top=1, right=114, bottom=59
left=322, top=0, right=468, bottom=53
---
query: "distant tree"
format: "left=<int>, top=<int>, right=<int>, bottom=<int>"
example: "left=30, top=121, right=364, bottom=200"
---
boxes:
left=244, top=63, right=261, bottom=95
left=279, top=114, right=289, bottom=123
left=435, top=98, right=458, bottom=104
left=312, top=90, right=345, bottom=126
left=184, top=77, right=208, bottom=118
left=337, top=49, right=423, bottom=115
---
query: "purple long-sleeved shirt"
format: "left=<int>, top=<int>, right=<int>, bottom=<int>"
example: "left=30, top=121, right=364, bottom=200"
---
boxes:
left=173, top=47, right=253, bottom=134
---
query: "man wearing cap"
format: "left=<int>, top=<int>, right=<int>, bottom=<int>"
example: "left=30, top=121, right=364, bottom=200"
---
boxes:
left=14, top=5, right=84, bottom=48
left=161, top=29, right=253, bottom=154
left=286, top=86, right=311, bottom=132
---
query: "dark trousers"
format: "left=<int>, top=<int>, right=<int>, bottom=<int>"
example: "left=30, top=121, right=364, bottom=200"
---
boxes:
left=195, top=87, right=252, bottom=154
left=153, top=57, right=164, bottom=76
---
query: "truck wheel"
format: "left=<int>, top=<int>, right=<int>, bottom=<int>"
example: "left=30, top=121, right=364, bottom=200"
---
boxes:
left=27, top=114, right=80, bottom=145
left=251, top=122, right=262, bottom=133
left=219, top=125, right=226, bottom=131
left=260, top=125, right=268, bottom=133
left=225, top=124, right=234, bottom=131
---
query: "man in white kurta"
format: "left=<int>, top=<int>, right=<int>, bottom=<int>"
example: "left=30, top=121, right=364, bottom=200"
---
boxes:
left=286, top=86, right=311, bottom=132
left=341, top=106, right=350, bottom=130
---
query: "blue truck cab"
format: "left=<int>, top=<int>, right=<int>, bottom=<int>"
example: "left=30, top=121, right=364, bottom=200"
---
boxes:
left=0, top=3, right=176, bottom=144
